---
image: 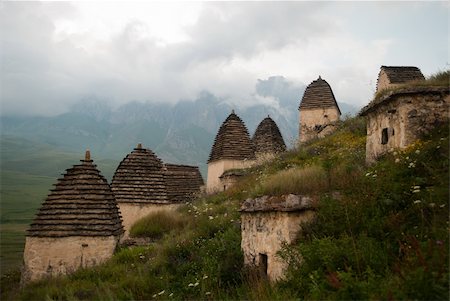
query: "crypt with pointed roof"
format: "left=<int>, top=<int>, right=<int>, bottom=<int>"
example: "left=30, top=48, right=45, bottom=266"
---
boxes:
left=298, top=76, right=341, bottom=143
left=22, top=151, right=124, bottom=284
left=206, top=110, right=255, bottom=193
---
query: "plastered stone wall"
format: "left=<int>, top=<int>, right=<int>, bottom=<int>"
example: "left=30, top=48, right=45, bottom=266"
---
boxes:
left=241, top=210, right=315, bottom=282
left=366, top=92, right=449, bottom=164
left=22, top=236, right=118, bottom=284
left=299, top=107, right=340, bottom=143
left=377, top=70, right=397, bottom=92
left=206, top=159, right=254, bottom=193
left=118, top=202, right=181, bottom=239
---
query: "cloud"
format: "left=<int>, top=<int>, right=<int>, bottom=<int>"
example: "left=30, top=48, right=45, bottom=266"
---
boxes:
left=0, top=2, right=447, bottom=116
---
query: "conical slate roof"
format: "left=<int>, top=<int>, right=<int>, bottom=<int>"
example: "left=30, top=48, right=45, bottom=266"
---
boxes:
left=27, top=151, right=124, bottom=237
left=208, top=111, right=255, bottom=163
left=111, top=144, right=169, bottom=203
left=164, top=164, right=204, bottom=203
left=252, top=116, right=286, bottom=154
left=299, top=76, right=341, bottom=114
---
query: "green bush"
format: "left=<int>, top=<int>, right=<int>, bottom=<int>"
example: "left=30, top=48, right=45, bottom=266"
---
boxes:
left=129, top=211, right=188, bottom=239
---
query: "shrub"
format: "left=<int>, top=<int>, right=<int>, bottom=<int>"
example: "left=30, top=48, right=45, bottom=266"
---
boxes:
left=130, top=211, right=188, bottom=239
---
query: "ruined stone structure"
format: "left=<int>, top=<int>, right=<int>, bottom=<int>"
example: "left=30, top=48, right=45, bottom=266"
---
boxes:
left=252, top=116, right=286, bottom=160
left=299, top=76, right=341, bottom=143
left=22, top=151, right=123, bottom=284
left=240, top=195, right=316, bottom=282
left=111, top=144, right=203, bottom=238
left=376, top=66, right=425, bottom=93
left=207, top=111, right=255, bottom=193
left=163, top=163, right=204, bottom=202
left=360, top=86, right=450, bottom=164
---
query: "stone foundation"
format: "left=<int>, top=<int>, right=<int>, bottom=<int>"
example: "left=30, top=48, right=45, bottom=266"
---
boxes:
left=241, top=209, right=315, bottom=282
left=118, top=202, right=181, bottom=239
left=22, top=235, right=119, bottom=284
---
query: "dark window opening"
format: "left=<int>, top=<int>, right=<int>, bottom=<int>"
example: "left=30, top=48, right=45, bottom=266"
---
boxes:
left=259, top=253, right=268, bottom=276
left=391, top=128, right=395, bottom=136
left=223, top=185, right=226, bottom=191
left=324, top=114, right=328, bottom=118
left=381, top=128, right=389, bottom=144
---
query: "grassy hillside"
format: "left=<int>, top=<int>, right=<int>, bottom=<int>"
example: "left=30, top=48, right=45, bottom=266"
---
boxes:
left=1, top=117, right=448, bottom=300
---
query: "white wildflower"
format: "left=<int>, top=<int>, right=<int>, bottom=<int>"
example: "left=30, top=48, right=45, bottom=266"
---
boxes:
left=429, top=203, right=436, bottom=208
left=209, top=216, right=214, bottom=220
left=158, top=290, right=165, bottom=296
left=413, top=185, right=421, bottom=190
left=152, top=294, right=157, bottom=298
left=413, top=200, right=421, bottom=204
left=406, top=156, right=410, bottom=160
left=412, top=189, right=420, bottom=193
left=169, top=293, right=173, bottom=297
left=393, top=151, right=398, bottom=156
left=372, top=174, right=377, bottom=178
left=415, top=150, right=420, bottom=154
left=439, top=204, right=446, bottom=208
left=188, top=283, right=194, bottom=287
left=365, top=172, right=371, bottom=177
left=205, top=292, right=212, bottom=295
left=194, top=282, right=199, bottom=287
left=203, top=275, right=208, bottom=279
left=395, top=158, right=400, bottom=163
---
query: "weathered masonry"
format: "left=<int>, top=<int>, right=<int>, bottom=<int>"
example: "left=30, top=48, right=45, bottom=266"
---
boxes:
left=299, top=76, right=341, bottom=143
left=111, top=144, right=203, bottom=239
left=240, top=195, right=316, bottom=282
left=22, top=151, right=124, bottom=284
left=207, top=111, right=255, bottom=193
left=360, top=66, right=449, bottom=163
left=376, top=66, right=425, bottom=92
left=360, top=86, right=450, bottom=163
left=252, top=115, right=286, bottom=161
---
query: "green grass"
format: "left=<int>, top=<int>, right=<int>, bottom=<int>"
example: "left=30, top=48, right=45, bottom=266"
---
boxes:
left=1, top=117, right=448, bottom=300
left=130, top=211, right=189, bottom=239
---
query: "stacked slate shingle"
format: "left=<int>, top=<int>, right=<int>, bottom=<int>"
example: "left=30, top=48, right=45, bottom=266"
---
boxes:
left=252, top=116, right=286, bottom=155
left=27, top=151, right=124, bottom=237
left=299, top=76, right=341, bottom=114
left=208, top=111, right=255, bottom=163
left=111, top=144, right=169, bottom=204
left=163, top=164, right=204, bottom=202
left=379, top=66, right=425, bottom=86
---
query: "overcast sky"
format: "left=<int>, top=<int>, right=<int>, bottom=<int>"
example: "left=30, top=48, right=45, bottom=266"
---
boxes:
left=0, top=1, right=448, bottom=116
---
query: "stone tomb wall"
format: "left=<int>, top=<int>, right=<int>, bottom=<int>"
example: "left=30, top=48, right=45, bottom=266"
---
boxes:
left=241, top=210, right=315, bottom=282
left=22, top=236, right=118, bottom=283
left=118, top=202, right=181, bottom=239
left=365, top=90, right=449, bottom=163
left=206, top=159, right=254, bottom=193
left=299, top=107, right=340, bottom=143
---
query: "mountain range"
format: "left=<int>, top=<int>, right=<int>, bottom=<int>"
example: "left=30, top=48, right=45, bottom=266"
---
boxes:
left=1, top=76, right=359, bottom=177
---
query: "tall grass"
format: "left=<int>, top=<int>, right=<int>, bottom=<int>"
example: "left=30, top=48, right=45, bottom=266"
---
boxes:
left=129, top=211, right=188, bottom=239
left=259, top=165, right=328, bottom=196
